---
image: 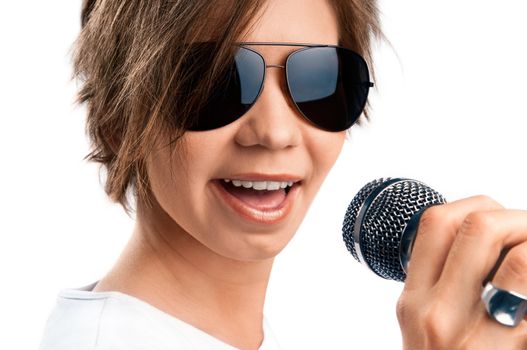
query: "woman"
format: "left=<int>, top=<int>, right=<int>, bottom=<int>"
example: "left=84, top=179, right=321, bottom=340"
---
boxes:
left=39, top=0, right=527, bottom=349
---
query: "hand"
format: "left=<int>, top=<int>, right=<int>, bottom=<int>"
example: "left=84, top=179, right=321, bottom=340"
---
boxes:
left=396, top=195, right=527, bottom=350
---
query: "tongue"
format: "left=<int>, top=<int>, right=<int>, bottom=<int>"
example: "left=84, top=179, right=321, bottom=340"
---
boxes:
left=226, top=185, right=287, bottom=208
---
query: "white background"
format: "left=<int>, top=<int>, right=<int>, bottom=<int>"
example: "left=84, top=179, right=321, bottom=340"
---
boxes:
left=1, top=1, right=526, bottom=349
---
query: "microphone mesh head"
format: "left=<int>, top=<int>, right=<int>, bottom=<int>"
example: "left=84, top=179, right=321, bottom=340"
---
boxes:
left=342, top=178, right=388, bottom=262
left=342, top=178, right=446, bottom=282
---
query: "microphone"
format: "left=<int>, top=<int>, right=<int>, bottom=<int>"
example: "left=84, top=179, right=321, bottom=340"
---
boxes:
left=342, top=178, right=446, bottom=282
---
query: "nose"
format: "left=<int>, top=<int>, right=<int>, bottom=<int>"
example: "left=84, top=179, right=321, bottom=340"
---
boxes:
left=233, top=65, right=303, bottom=150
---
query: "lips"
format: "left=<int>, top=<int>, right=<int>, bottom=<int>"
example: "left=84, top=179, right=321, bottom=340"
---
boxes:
left=211, top=178, right=301, bottom=225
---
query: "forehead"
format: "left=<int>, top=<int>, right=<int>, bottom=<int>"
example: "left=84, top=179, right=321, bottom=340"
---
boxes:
left=244, top=0, right=339, bottom=42
left=238, top=0, right=340, bottom=61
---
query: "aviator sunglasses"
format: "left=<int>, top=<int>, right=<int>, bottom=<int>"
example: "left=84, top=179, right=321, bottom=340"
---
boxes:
left=185, top=42, right=374, bottom=132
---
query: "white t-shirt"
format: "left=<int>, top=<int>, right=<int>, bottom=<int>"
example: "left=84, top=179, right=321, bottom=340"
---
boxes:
left=39, top=282, right=282, bottom=350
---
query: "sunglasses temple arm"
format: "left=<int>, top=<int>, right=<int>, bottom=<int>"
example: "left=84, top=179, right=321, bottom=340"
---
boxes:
left=354, top=82, right=374, bottom=88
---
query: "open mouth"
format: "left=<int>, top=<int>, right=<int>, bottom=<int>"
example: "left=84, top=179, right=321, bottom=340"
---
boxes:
left=218, top=179, right=298, bottom=208
left=211, top=178, right=302, bottom=224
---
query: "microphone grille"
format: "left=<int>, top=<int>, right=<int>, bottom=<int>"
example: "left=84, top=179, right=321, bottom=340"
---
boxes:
left=342, top=178, right=446, bottom=282
left=342, top=178, right=389, bottom=262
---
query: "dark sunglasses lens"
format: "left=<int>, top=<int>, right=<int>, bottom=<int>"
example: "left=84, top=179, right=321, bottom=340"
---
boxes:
left=188, top=46, right=264, bottom=131
left=287, top=47, right=371, bottom=131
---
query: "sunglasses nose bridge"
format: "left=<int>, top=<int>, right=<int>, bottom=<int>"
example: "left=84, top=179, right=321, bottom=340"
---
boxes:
left=263, top=64, right=288, bottom=96
left=260, top=63, right=298, bottom=113
left=262, top=62, right=290, bottom=97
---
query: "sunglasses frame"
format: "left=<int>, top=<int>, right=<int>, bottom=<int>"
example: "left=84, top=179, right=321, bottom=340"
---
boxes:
left=233, top=42, right=375, bottom=132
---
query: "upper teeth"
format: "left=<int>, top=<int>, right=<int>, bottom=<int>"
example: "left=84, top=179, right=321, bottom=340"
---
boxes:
left=223, top=179, right=295, bottom=191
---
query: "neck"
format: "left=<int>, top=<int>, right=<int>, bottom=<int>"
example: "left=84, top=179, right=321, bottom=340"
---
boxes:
left=94, top=200, right=274, bottom=350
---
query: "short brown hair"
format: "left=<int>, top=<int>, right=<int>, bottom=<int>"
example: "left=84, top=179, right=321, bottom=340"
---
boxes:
left=73, top=0, right=383, bottom=214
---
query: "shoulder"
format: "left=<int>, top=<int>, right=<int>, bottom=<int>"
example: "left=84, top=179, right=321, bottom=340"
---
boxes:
left=38, top=287, right=193, bottom=350
left=39, top=284, right=283, bottom=350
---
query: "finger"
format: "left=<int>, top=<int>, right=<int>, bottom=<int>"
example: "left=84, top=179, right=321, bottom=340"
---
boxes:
left=438, top=210, right=527, bottom=302
left=491, top=240, right=527, bottom=323
left=405, top=195, right=503, bottom=291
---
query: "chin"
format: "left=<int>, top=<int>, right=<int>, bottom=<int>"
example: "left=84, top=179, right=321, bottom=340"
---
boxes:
left=211, top=228, right=295, bottom=262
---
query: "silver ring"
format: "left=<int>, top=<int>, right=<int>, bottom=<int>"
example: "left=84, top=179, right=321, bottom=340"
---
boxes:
left=481, top=282, right=527, bottom=327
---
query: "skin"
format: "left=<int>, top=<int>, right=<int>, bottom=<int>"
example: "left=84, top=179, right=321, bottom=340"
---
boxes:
left=397, top=198, right=527, bottom=349
left=93, top=0, right=527, bottom=349
left=94, top=0, right=345, bottom=349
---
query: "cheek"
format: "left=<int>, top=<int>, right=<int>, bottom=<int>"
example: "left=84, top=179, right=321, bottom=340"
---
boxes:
left=147, top=132, right=221, bottom=195
left=145, top=143, right=200, bottom=218
left=311, top=131, right=346, bottom=179
left=297, top=131, right=345, bottom=206
left=144, top=134, right=228, bottom=234
left=146, top=149, right=219, bottom=250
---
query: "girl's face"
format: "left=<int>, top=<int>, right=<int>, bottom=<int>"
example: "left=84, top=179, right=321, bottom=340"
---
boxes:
left=146, top=0, right=346, bottom=261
